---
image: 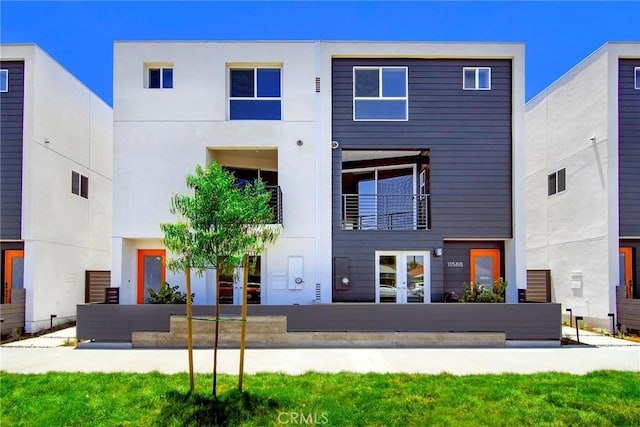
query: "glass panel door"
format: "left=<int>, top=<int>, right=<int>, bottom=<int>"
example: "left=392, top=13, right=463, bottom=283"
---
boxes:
left=219, top=255, right=262, bottom=305
left=378, top=255, right=398, bottom=303
left=3, top=250, right=24, bottom=304
left=377, top=168, right=414, bottom=230
left=376, top=251, right=430, bottom=303
left=137, top=249, right=166, bottom=304
left=406, top=255, right=425, bottom=303
left=470, top=249, right=500, bottom=288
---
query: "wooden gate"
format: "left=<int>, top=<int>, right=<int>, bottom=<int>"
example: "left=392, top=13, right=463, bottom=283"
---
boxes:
left=526, top=270, right=551, bottom=303
left=85, top=270, right=111, bottom=303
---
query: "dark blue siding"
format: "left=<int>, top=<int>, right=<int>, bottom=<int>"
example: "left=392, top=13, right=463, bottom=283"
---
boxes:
left=0, top=61, right=24, bottom=240
left=619, top=59, right=640, bottom=237
left=331, top=58, right=513, bottom=302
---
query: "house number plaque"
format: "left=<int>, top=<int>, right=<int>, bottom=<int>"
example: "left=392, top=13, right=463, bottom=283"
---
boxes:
left=447, top=262, right=464, bottom=268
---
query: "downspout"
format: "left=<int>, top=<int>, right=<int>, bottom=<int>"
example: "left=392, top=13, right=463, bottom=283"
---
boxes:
left=314, top=40, right=322, bottom=302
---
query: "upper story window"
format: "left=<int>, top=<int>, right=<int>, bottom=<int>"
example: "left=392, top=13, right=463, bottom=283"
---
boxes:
left=229, top=68, right=281, bottom=120
left=353, top=67, right=408, bottom=121
left=548, top=168, right=566, bottom=196
left=635, top=67, right=640, bottom=89
left=463, top=67, right=491, bottom=90
left=144, top=63, right=173, bottom=89
left=72, top=171, right=89, bottom=199
left=0, top=69, right=8, bottom=92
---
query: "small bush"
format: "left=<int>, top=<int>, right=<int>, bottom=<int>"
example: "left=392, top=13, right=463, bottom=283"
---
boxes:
left=460, top=277, right=508, bottom=303
left=146, top=282, right=194, bottom=304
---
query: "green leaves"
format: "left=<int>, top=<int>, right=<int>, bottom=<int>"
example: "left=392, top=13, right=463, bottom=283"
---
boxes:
left=161, top=162, right=281, bottom=276
left=146, top=282, right=194, bottom=304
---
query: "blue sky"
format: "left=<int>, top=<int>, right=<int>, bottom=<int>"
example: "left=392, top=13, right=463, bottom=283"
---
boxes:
left=1, top=1, right=638, bottom=106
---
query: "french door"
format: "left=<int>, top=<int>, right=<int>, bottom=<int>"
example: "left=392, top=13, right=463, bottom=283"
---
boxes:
left=375, top=251, right=430, bottom=303
left=219, top=255, right=262, bottom=305
left=137, top=249, right=166, bottom=304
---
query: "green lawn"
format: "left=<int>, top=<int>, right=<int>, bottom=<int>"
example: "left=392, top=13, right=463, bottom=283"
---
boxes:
left=1, top=371, right=638, bottom=426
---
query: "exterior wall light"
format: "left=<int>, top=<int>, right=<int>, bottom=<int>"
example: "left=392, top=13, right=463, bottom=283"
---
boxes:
left=434, top=248, right=443, bottom=257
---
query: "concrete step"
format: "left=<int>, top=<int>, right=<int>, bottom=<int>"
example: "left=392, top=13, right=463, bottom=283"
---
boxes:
left=132, top=315, right=506, bottom=348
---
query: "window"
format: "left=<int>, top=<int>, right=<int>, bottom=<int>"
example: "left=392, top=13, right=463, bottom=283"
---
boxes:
left=148, top=67, right=173, bottom=89
left=229, top=68, right=281, bottom=120
left=353, top=67, right=408, bottom=121
left=144, top=63, right=173, bottom=89
left=463, top=67, right=491, bottom=90
left=0, top=69, right=7, bottom=92
left=635, top=67, right=640, bottom=89
left=548, top=168, right=566, bottom=196
left=72, top=171, right=88, bottom=199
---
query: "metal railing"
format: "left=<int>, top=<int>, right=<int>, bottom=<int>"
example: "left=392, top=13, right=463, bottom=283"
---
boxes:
left=266, top=186, right=283, bottom=224
left=341, top=193, right=429, bottom=230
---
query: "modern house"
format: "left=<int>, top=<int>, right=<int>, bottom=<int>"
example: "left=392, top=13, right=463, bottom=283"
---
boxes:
left=0, top=44, right=112, bottom=333
left=112, top=41, right=526, bottom=309
left=525, top=43, right=640, bottom=330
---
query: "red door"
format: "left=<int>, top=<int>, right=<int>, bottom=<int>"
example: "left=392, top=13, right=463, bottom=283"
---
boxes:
left=470, top=249, right=500, bottom=287
left=3, top=250, right=24, bottom=304
left=137, top=249, right=166, bottom=304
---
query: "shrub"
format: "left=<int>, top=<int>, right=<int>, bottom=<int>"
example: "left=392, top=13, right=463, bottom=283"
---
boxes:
left=460, top=277, right=508, bottom=303
left=146, top=282, right=194, bottom=304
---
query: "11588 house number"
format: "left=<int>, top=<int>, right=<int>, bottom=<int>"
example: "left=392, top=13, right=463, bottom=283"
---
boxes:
left=447, top=262, right=464, bottom=268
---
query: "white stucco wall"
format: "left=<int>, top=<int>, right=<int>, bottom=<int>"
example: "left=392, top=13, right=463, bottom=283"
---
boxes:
left=113, top=42, right=332, bottom=305
left=2, top=45, right=113, bottom=332
left=525, top=46, right=613, bottom=325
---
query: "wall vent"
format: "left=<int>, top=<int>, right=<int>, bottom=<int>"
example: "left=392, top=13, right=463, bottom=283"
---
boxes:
left=315, top=77, right=321, bottom=93
left=315, top=283, right=321, bottom=302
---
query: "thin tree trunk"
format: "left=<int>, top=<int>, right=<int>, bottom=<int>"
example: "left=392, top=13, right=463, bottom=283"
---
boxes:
left=213, top=268, right=220, bottom=396
left=185, top=262, right=194, bottom=392
left=238, top=254, right=249, bottom=391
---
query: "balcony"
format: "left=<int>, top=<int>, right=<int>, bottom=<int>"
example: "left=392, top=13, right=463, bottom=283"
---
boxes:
left=341, top=194, right=429, bottom=230
left=266, top=185, right=283, bottom=225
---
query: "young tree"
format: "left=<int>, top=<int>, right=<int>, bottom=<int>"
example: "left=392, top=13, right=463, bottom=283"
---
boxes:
left=161, top=162, right=279, bottom=395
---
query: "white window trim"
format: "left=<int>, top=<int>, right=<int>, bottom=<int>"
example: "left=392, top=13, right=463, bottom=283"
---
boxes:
left=463, top=67, right=491, bottom=91
left=353, top=66, right=409, bottom=122
left=149, top=67, right=173, bottom=89
left=228, top=67, right=282, bottom=101
left=228, top=67, right=282, bottom=120
left=71, top=171, right=89, bottom=199
left=547, top=167, right=566, bottom=197
left=635, top=67, right=640, bottom=90
left=0, top=69, right=8, bottom=93
left=143, top=62, right=174, bottom=89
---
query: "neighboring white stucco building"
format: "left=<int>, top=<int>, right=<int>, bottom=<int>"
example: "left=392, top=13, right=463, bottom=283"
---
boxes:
left=525, top=43, right=640, bottom=329
left=0, top=44, right=113, bottom=332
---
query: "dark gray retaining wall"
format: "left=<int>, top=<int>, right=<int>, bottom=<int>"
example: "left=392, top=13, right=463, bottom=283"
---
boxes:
left=77, top=302, right=560, bottom=342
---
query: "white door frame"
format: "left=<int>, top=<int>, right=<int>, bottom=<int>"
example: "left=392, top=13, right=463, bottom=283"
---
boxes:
left=375, top=250, right=431, bottom=303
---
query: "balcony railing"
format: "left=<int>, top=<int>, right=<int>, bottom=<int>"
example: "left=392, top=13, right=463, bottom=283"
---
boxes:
left=266, top=185, right=283, bottom=225
left=341, top=194, right=429, bottom=230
